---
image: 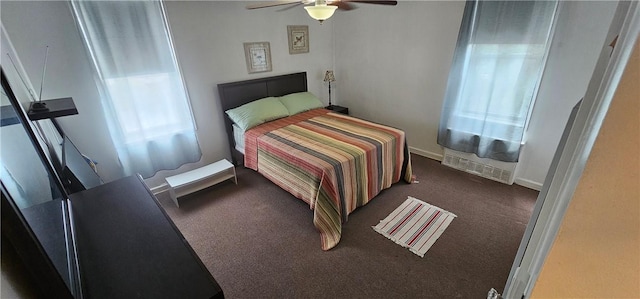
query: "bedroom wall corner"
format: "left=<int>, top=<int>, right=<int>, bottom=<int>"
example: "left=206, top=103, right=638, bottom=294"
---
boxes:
left=332, top=1, right=465, bottom=159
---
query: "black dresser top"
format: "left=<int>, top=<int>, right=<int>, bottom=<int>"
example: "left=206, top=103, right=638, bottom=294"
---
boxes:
left=70, top=175, right=223, bottom=299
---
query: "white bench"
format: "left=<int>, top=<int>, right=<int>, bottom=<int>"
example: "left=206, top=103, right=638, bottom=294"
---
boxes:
left=165, top=159, right=237, bottom=207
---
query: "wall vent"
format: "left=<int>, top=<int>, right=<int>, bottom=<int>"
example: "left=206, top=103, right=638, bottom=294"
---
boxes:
left=442, top=148, right=517, bottom=185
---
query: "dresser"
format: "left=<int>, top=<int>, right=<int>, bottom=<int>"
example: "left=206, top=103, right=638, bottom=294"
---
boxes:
left=70, top=175, right=224, bottom=298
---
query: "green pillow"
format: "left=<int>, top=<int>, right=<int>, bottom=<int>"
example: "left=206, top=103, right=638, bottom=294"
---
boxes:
left=225, top=97, right=290, bottom=131
left=279, top=92, right=324, bottom=115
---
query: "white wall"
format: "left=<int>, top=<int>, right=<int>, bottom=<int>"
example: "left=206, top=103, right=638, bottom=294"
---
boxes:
left=1, top=1, right=618, bottom=190
left=156, top=1, right=335, bottom=188
left=515, top=1, right=618, bottom=189
left=333, top=1, right=465, bottom=160
left=333, top=1, right=617, bottom=188
left=1, top=1, right=335, bottom=188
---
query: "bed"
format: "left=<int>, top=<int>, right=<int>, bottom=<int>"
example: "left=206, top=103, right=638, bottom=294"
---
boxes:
left=218, top=72, right=412, bottom=250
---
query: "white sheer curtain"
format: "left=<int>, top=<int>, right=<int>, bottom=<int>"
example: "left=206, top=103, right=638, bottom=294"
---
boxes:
left=437, top=0, right=557, bottom=162
left=71, top=0, right=201, bottom=178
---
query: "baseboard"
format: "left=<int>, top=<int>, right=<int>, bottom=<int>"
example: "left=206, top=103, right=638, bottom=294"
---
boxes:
left=514, top=178, right=543, bottom=191
left=150, top=183, right=170, bottom=196
left=409, top=146, right=443, bottom=161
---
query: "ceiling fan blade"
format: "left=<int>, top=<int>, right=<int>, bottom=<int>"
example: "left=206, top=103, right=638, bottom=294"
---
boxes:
left=246, top=0, right=302, bottom=10
left=343, top=0, right=398, bottom=5
left=331, top=1, right=355, bottom=11
left=277, top=2, right=305, bottom=11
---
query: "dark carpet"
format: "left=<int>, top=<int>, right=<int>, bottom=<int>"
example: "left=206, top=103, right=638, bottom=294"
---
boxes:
left=157, top=154, right=538, bottom=299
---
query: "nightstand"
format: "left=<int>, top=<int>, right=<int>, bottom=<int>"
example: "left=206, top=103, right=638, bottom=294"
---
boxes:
left=325, top=105, right=349, bottom=115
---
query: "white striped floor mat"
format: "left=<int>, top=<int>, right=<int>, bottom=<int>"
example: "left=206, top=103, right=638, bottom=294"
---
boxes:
left=373, top=196, right=457, bottom=257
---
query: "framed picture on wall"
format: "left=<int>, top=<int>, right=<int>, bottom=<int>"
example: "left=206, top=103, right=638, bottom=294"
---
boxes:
left=243, top=42, right=272, bottom=73
left=287, top=25, right=309, bottom=54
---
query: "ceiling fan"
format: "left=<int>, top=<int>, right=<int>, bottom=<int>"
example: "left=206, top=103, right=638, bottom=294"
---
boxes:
left=247, top=0, right=398, bottom=23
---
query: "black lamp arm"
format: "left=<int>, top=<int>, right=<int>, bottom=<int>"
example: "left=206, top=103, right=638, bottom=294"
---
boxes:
left=328, top=82, right=332, bottom=107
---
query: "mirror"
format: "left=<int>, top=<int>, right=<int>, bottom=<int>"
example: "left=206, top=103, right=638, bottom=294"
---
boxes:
left=1, top=69, right=78, bottom=297
left=0, top=93, right=63, bottom=208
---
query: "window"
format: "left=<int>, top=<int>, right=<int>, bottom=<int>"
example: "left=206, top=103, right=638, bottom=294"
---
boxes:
left=437, top=0, right=557, bottom=162
left=105, top=72, right=194, bottom=143
left=453, top=43, right=546, bottom=138
left=72, top=0, right=201, bottom=178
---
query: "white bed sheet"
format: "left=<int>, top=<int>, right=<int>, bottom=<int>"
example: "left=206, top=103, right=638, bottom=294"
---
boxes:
left=232, top=123, right=245, bottom=154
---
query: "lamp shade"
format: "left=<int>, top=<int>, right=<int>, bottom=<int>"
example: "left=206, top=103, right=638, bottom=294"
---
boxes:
left=323, top=70, right=335, bottom=82
left=304, top=5, right=337, bottom=21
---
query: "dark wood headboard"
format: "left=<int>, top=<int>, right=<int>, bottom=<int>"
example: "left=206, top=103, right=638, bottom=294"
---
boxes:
left=217, top=72, right=308, bottom=165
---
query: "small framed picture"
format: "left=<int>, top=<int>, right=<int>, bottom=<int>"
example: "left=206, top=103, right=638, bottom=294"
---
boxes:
left=287, top=25, right=309, bottom=54
left=243, top=42, right=272, bottom=73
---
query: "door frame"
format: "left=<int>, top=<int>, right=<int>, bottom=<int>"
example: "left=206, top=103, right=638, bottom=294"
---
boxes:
left=503, top=2, right=640, bottom=298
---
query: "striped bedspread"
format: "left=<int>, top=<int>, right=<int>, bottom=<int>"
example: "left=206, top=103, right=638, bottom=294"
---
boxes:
left=245, top=109, right=413, bottom=250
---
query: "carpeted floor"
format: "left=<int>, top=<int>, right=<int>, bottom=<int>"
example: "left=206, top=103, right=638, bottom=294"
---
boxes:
left=157, top=154, right=538, bottom=298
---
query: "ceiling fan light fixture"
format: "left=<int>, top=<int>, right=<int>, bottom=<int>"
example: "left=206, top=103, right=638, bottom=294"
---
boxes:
left=304, top=4, right=337, bottom=23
